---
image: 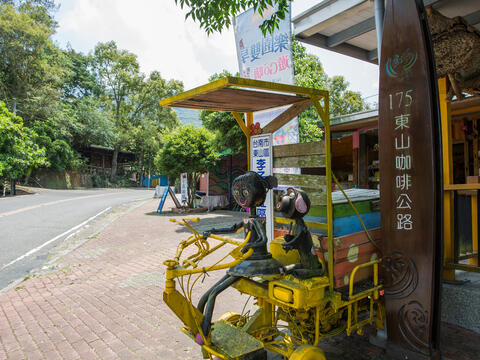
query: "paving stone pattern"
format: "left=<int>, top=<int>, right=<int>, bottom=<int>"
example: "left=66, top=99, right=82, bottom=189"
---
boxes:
left=0, top=199, right=478, bottom=359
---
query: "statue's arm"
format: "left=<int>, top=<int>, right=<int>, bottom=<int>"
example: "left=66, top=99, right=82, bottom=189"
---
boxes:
left=202, top=221, right=244, bottom=238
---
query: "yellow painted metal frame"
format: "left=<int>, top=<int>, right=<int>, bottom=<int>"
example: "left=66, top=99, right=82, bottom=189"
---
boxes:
left=159, top=77, right=333, bottom=286
left=440, top=77, right=480, bottom=277
left=439, top=78, right=456, bottom=280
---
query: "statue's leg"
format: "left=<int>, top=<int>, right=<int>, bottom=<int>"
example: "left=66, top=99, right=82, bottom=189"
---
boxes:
left=196, top=275, right=241, bottom=343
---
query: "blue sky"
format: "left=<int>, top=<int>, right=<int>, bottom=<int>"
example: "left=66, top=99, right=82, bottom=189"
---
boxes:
left=53, top=0, right=379, bottom=102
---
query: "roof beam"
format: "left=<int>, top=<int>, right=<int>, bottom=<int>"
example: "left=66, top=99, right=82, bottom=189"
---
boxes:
left=424, top=0, right=442, bottom=7
left=327, top=16, right=376, bottom=47
left=263, top=100, right=312, bottom=134
left=367, top=49, right=378, bottom=62
left=294, top=0, right=367, bottom=37
left=296, top=33, right=378, bottom=65
left=464, top=10, right=480, bottom=26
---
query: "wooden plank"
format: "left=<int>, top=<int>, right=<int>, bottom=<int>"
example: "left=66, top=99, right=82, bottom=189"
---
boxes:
left=307, top=192, right=326, bottom=206
left=308, top=201, right=373, bottom=218
left=451, top=95, right=480, bottom=113
left=445, top=184, right=480, bottom=191
left=227, top=77, right=328, bottom=98
left=159, top=76, right=326, bottom=114
left=444, top=262, right=480, bottom=273
left=274, top=189, right=326, bottom=206
left=273, top=154, right=325, bottom=168
left=172, top=88, right=303, bottom=113
left=302, top=212, right=381, bottom=237
left=263, top=100, right=312, bottom=134
left=353, top=148, right=359, bottom=186
left=316, top=229, right=382, bottom=288
left=275, top=174, right=326, bottom=189
left=464, top=136, right=470, bottom=179
left=473, top=119, right=478, bottom=174
left=273, top=142, right=325, bottom=158
left=274, top=217, right=328, bottom=230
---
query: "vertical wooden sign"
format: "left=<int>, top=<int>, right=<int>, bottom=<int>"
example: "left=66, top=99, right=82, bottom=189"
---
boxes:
left=379, top=1, right=442, bottom=359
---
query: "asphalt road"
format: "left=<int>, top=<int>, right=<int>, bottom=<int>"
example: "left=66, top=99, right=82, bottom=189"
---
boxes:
left=0, top=187, right=154, bottom=291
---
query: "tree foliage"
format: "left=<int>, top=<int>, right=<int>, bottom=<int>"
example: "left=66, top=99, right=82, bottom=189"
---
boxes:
left=201, top=42, right=369, bottom=148
left=0, top=102, right=47, bottom=180
left=0, top=2, right=184, bottom=186
left=200, top=71, right=246, bottom=155
left=292, top=40, right=369, bottom=142
left=92, top=41, right=183, bottom=180
left=174, top=0, right=291, bottom=35
left=155, top=125, right=219, bottom=207
left=0, top=2, right=67, bottom=125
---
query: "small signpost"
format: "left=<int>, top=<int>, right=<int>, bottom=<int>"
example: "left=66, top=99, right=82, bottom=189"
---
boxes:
left=157, top=186, right=183, bottom=212
left=250, top=133, right=274, bottom=242
left=157, top=186, right=170, bottom=212
left=180, top=173, right=188, bottom=204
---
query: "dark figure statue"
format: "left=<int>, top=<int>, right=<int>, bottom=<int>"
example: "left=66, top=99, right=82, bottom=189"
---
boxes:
left=276, top=187, right=324, bottom=279
left=196, top=171, right=283, bottom=344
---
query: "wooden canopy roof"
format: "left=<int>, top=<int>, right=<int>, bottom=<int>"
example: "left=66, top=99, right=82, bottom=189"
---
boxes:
left=159, top=77, right=328, bottom=113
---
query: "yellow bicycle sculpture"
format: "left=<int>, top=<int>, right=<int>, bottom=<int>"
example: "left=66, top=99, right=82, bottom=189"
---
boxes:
left=163, top=215, right=384, bottom=360
left=159, top=77, right=385, bottom=359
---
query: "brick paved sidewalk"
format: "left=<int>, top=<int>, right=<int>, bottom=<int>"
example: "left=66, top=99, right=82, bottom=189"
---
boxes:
left=0, top=199, right=478, bottom=360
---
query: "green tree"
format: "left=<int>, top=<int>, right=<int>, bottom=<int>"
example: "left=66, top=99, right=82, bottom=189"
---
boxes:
left=61, top=49, right=115, bottom=154
left=0, top=2, right=67, bottom=125
left=93, top=42, right=183, bottom=181
left=172, top=0, right=368, bottom=142
left=0, top=1, right=81, bottom=175
left=200, top=71, right=246, bottom=155
left=292, top=39, right=328, bottom=142
left=63, top=47, right=101, bottom=100
left=174, top=0, right=291, bottom=35
left=155, top=125, right=219, bottom=207
left=30, top=116, right=84, bottom=172
left=0, top=102, right=47, bottom=181
left=92, top=41, right=141, bottom=180
left=292, top=40, right=368, bottom=142
left=124, top=70, right=183, bottom=178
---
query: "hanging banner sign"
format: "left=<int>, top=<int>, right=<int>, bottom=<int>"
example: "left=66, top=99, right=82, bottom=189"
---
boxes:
left=234, top=4, right=299, bottom=145
left=250, top=133, right=274, bottom=242
left=379, top=1, right=442, bottom=359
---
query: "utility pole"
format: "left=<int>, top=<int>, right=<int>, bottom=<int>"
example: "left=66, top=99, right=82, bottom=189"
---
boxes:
left=148, top=168, right=151, bottom=189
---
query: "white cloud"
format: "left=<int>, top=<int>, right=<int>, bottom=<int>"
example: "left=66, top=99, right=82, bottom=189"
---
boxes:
left=55, top=0, right=238, bottom=89
left=54, top=0, right=379, bottom=96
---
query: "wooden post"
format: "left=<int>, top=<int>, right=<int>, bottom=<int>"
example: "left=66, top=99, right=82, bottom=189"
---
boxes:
left=473, top=119, right=478, bottom=173
left=359, top=134, right=368, bottom=188
left=246, top=113, right=253, bottom=171
left=353, top=131, right=360, bottom=187
left=439, top=77, right=455, bottom=280
left=471, top=193, right=479, bottom=266
left=312, top=97, right=333, bottom=291
left=474, top=120, right=480, bottom=265
left=464, top=134, right=470, bottom=180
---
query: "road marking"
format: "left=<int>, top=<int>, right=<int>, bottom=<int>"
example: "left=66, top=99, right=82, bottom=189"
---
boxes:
left=0, top=207, right=112, bottom=271
left=0, top=193, right=116, bottom=218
